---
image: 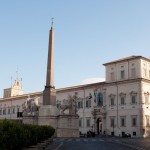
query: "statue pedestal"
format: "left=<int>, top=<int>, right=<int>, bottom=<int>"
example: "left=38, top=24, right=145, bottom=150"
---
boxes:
left=38, top=105, right=59, bottom=129
left=23, top=105, right=80, bottom=138
left=57, top=115, right=79, bottom=137
left=23, top=115, right=38, bottom=125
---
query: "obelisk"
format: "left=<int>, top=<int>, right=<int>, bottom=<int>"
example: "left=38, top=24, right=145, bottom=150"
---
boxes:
left=43, top=19, right=56, bottom=106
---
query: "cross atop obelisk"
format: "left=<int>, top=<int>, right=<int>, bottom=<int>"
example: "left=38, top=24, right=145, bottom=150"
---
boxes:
left=43, top=19, right=56, bottom=105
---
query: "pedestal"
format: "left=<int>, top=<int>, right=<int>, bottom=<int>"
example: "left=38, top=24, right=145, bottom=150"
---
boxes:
left=57, top=114, right=79, bottom=137
left=38, top=105, right=59, bottom=129
left=23, top=115, right=38, bottom=125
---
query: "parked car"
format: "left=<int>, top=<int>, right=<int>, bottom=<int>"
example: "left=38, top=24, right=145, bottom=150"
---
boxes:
left=87, top=131, right=95, bottom=137
left=122, top=133, right=131, bottom=138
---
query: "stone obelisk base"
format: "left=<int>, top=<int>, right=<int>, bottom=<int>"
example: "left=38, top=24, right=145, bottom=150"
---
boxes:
left=38, top=105, right=59, bottom=129
left=23, top=106, right=80, bottom=138
left=43, top=87, right=56, bottom=105
left=57, top=114, right=79, bottom=138
left=23, top=105, right=59, bottom=128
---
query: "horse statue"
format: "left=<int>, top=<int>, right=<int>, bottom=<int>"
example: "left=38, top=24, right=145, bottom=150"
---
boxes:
left=60, top=92, right=79, bottom=115
left=31, top=96, right=40, bottom=112
left=22, top=96, right=40, bottom=116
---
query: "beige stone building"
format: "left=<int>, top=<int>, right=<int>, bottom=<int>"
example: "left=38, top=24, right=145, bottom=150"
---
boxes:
left=1, top=56, right=150, bottom=137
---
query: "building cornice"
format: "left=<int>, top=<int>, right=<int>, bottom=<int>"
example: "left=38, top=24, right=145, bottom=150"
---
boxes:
left=0, top=92, right=42, bottom=102
left=56, top=82, right=105, bottom=93
left=1, top=78, right=149, bottom=102
left=104, top=78, right=143, bottom=87
left=103, top=56, right=150, bottom=66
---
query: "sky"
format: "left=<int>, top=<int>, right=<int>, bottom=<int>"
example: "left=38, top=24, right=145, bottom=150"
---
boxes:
left=0, top=0, right=150, bottom=97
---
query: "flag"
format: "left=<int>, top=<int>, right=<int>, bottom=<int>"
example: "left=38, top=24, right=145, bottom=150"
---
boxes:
left=89, top=93, right=92, bottom=99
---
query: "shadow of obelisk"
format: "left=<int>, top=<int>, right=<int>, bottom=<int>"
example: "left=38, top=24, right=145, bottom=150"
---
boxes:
left=38, top=20, right=59, bottom=129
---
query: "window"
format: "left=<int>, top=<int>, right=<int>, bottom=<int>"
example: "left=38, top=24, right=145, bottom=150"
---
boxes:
left=8, top=109, right=10, bottom=114
left=121, top=70, right=125, bottom=79
left=110, top=72, right=115, bottom=81
left=132, top=116, right=137, bottom=126
left=119, top=93, right=126, bottom=105
left=3, top=109, right=6, bottom=115
left=110, top=98, right=115, bottom=106
left=109, top=94, right=115, bottom=106
left=143, top=68, right=147, bottom=77
left=145, top=95, right=149, bottom=104
left=78, top=101, right=83, bottom=108
left=79, top=118, right=82, bottom=127
left=86, top=99, right=91, bottom=108
left=0, top=110, right=2, bottom=115
left=86, top=118, right=91, bottom=127
left=97, top=93, right=103, bottom=106
left=144, top=92, right=149, bottom=104
left=131, top=96, right=136, bottom=104
left=121, top=97, right=125, bottom=105
left=111, top=67, right=114, bottom=70
left=130, top=91, right=137, bottom=105
left=149, top=70, right=150, bottom=78
left=146, top=115, right=150, bottom=126
left=120, top=117, right=126, bottom=127
left=110, top=117, right=115, bottom=127
left=132, top=63, right=134, bottom=66
left=12, top=108, right=15, bottom=114
left=131, top=68, right=136, bottom=78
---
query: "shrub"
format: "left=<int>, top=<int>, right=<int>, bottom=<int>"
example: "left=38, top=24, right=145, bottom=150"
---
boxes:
left=0, top=120, right=55, bottom=150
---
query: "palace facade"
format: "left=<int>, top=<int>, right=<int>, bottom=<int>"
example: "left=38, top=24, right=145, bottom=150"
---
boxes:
left=1, top=55, right=150, bottom=137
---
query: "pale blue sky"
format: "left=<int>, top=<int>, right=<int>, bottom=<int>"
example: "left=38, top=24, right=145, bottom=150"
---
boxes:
left=0, top=0, right=150, bottom=97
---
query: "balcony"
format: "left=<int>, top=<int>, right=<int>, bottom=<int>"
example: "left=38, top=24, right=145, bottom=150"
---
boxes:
left=92, top=106, right=106, bottom=118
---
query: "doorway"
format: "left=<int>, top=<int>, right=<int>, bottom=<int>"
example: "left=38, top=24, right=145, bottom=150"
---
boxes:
left=97, top=118, right=102, bottom=135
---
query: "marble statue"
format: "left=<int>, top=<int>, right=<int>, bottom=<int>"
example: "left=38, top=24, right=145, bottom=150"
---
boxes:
left=60, top=92, right=79, bottom=115
left=22, top=96, right=40, bottom=116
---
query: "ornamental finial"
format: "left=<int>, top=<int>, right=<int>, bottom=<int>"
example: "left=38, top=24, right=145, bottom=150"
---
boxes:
left=51, top=17, right=54, bottom=28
